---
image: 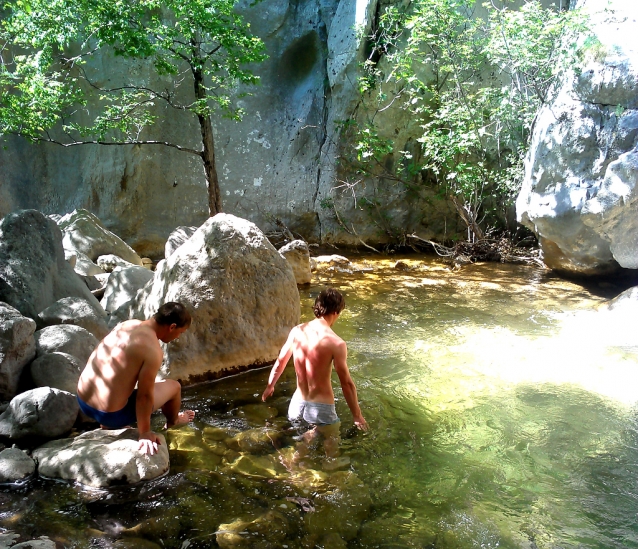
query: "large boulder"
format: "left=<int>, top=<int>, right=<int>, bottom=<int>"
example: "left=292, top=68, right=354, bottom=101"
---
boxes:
left=516, top=0, right=638, bottom=276
left=29, top=352, right=82, bottom=394
left=128, top=213, right=300, bottom=383
left=100, top=266, right=155, bottom=314
left=278, top=240, right=312, bottom=285
left=0, top=210, right=104, bottom=319
left=0, top=387, right=78, bottom=440
left=0, top=447, right=36, bottom=484
left=34, top=324, right=99, bottom=365
left=165, top=226, right=197, bottom=258
left=33, top=428, right=169, bottom=488
left=37, top=296, right=109, bottom=340
left=57, top=209, right=143, bottom=265
left=0, top=303, right=37, bottom=400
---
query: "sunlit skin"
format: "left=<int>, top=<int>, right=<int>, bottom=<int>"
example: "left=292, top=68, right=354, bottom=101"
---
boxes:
left=262, top=312, right=368, bottom=434
left=77, top=318, right=195, bottom=455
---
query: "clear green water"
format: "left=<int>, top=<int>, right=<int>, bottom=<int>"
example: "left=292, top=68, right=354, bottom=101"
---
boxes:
left=2, top=256, right=638, bottom=548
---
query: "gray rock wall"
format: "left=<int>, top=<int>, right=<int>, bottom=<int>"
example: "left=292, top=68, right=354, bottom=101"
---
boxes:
left=516, top=0, right=638, bottom=275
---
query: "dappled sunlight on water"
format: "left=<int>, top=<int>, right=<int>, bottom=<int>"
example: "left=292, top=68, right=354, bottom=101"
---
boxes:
left=1, top=255, right=637, bottom=548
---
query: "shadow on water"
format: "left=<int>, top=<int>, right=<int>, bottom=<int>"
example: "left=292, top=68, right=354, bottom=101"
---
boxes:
left=1, top=256, right=638, bottom=548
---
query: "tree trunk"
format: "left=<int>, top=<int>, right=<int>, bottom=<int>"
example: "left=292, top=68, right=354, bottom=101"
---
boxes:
left=449, top=194, right=485, bottom=242
left=193, top=68, right=221, bottom=216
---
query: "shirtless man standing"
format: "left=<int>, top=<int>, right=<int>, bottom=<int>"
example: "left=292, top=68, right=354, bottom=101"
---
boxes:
left=262, top=288, right=367, bottom=457
left=77, top=302, right=195, bottom=455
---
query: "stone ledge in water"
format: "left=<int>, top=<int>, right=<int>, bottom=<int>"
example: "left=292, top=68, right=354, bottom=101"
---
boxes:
left=0, top=532, right=57, bottom=549
left=33, top=428, right=169, bottom=488
left=0, top=447, right=36, bottom=484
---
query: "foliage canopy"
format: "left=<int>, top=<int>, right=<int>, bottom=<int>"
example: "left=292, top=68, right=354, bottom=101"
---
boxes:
left=0, top=0, right=267, bottom=214
left=347, top=0, right=586, bottom=242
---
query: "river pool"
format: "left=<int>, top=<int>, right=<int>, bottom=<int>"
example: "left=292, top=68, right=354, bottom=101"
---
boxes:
left=1, top=256, right=638, bottom=548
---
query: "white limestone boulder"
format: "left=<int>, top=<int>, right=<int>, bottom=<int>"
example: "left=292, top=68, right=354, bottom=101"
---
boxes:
left=165, top=226, right=197, bottom=258
left=100, top=266, right=154, bottom=314
left=0, top=303, right=37, bottom=400
left=516, top=0, right=638, bottom=275
left=57, top=209, right=143, bottom=266
left=129, top=213, right=300, bottom=383
left=37, top=296, right=109, bottom=340
left=35, top=324, right=99, bottom=365
left=29, top=352, right=82, bottom=394
left=97, top=254, right=137, bottom=273
left=0, top=447, right=36, bottom=484
left=0, top=387, right=78, bottom=440
left=279, top=240, right=312, bottom=285
left=0, top=210, right=104, bottom=319
left=66, top=249, right=105, bottom=277
left=33, top=428, right=169, bottom=488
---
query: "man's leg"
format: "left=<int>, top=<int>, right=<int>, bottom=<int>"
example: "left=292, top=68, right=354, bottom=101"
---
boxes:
left=317, top=422, right=341, bottom=458
left=153, top=379, right=195, bottom=428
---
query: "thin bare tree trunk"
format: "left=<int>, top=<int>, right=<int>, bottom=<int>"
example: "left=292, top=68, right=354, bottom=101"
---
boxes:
left=193, top=67, right=221, bottom=216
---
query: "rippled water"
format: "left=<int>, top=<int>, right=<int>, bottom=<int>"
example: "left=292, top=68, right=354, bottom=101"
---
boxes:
left=2, top=256, right=638, bottom=548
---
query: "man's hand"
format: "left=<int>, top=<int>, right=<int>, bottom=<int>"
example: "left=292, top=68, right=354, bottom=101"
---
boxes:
left=262, top=385, right=274, bottom=402
left=354, top=416, right=369, bottom=432
left=139, top=431, right=161, bottom=455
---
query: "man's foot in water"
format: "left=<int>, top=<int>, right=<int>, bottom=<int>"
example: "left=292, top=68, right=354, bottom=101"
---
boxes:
left=165, top=410, right=195, bottom=428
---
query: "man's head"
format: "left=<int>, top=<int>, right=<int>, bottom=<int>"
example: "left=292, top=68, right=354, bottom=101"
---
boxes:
left=313, top=288, right=345, bottom=318
left=154, top=302, right=192, bottom=342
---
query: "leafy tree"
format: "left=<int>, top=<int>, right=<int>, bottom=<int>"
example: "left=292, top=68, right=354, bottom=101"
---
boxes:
left=0, top=0, right=267, bottom=215
left=347, top=0, right=585, bottom=242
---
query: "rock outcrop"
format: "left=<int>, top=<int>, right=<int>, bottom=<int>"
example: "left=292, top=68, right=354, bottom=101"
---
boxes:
left=100, top=266, right=154, bottom=314
left=34, top=324, right=98, bottom=365
left=36, top=296, right=109, bottom=340
left=126, top=213, right=300, bottom=383
left=0, top=210, right=104, bottom=319
left=0, top=303, right=37, bottom=400
left=0, top=387, right=78, bottom=440
left=57, top=209, right=143, bottom=266
left=33, top=428, right=169, bottom=488
left=164, top=226, right=197, bottom=258
left=517, top=0, right=638, bottom=275
left=279, top=240, right=312, bottom=285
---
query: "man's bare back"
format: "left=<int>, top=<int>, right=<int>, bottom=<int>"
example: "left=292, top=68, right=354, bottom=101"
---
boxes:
left=262, top=288, right=367, bottom=431
left=78, top=320, right=161, bottom=412
left=76, top=303, right=195, bottom=455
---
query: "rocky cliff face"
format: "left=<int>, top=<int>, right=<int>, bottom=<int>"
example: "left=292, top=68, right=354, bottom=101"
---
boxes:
left=516, top=0, right=638, bottom=276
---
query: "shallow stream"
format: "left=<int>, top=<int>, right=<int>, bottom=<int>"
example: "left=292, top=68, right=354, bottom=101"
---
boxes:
left=2, top=256, right=638, bottom=548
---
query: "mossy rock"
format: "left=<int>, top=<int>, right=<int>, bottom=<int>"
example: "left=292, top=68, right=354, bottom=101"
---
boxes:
left=227, top=454, right=288, bottom=479
left=216, top=510, right=289, bottom=549
left=225, top=427, right=282, bottom=453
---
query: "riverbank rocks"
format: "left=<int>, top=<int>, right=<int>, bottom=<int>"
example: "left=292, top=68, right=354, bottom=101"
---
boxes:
left=35, top=324, right=98, bottom=365
left=311, top=255, right=352, bottom=272
left=0, top=303, right=37, bottom=400
left=0, top=447, right=36, bottom=484
left=516, top=0, right=638, bottom=276
left=0, top=210, right=104, bottom=319
left=0, top=533, right=57, bottom=549
left=165, top=226, right=197, bottom=258
left=0, top=387, right=78, bottom=440
left=279, top=240, right=312, bottom=285
left=100, top=266, right=154, bottom=314
left=36, top=296, right=108, bottom=340
left=96, top=254, right=137, bottom=273
left=57, top=209, right=142, bottom=268
left=33, top=428, right=169, bottom=488
left=29, top=352, right=82, bottom=394
left=127, top=213, right=300, bottom=383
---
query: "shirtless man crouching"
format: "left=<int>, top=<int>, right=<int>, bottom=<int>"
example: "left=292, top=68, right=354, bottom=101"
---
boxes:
left=262, top=288, right=367, bottom=458
left=77, top=302, right=195, bottom=455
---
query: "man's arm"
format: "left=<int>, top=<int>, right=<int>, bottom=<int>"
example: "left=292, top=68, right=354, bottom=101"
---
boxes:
left=136, top=342, right=163, bottom=455
left=333, top=341, right=368, bottom=431
left=262, top=328, right=296, bottom=401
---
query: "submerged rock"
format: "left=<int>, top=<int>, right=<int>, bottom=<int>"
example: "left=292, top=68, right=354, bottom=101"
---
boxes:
left=227, top=454, right=288, bottom=479
left=0, top=303, right=37, bottom=400
left=0, top=387, right=78, bottom=440
left=216, top=510, right=289, bottom=549
left=34, top=428, right=169, bottom=488
left=225, top=427, right=282, bottom=453
left=0, top=447, right=36, bottom=484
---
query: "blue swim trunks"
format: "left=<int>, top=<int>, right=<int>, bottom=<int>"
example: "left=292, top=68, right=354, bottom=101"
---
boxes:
left=77, top=390, right=138, bottom=429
